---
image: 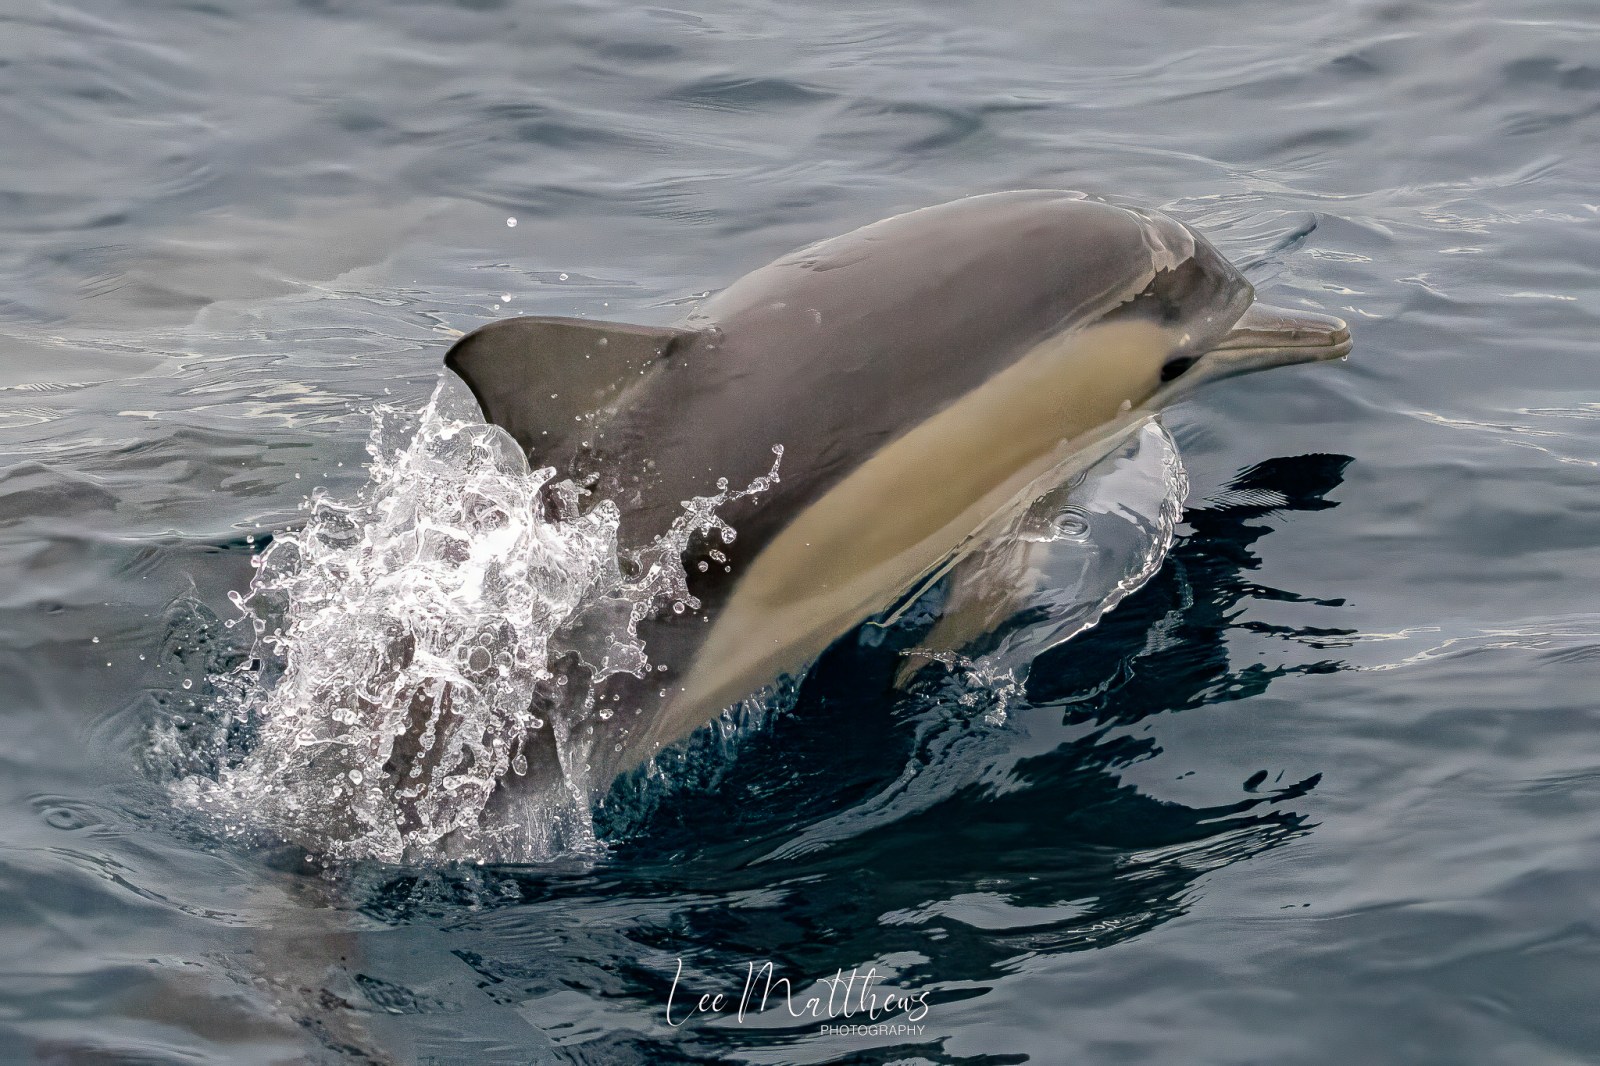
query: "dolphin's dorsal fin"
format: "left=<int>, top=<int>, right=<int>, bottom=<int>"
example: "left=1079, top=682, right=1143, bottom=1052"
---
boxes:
left=444, top=315, right=697, bottom=456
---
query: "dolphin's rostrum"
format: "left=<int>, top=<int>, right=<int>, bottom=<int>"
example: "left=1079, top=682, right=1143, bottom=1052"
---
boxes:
left=445, top=190, right=1350, bottom=789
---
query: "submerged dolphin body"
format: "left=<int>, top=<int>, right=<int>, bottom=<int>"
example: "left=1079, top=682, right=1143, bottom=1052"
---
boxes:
left=445, top=190, right=1349, bottom=786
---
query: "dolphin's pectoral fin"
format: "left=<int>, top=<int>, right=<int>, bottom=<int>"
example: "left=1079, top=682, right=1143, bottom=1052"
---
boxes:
left=444, top=316, right=698, bottom=456
left=893, top=540, right=1042, bottom=688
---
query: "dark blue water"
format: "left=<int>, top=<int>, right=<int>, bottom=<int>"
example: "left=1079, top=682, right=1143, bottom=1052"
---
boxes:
left=4, top=0, right=1599, bottom=1061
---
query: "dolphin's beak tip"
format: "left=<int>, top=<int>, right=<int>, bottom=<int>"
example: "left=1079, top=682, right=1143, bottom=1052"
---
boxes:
left=1325, top=323, right=1353, bottom=362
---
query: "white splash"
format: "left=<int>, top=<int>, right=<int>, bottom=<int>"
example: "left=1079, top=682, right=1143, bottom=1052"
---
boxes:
left=172, top=385, right=778, bottom=864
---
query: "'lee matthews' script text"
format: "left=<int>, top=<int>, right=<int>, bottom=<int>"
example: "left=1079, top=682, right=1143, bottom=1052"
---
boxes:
left=665, top=959, right=930, bottom=1027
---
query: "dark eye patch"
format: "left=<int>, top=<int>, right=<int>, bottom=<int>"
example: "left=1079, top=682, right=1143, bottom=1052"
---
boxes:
left=1161, top=355, right=1198, bottom=382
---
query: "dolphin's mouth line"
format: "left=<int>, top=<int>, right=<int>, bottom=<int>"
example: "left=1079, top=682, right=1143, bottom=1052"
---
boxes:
left=1210, top=332, right=1353, bottom=361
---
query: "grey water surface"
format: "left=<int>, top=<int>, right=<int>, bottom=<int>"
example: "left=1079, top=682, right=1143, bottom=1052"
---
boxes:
left=3, top=0, right=1599, bottom=1062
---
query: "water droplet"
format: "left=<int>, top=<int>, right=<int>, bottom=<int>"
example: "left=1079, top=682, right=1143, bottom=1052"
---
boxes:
left=558, top=272, right=569, bottom=281
left=672, top=601, right=686, bottom=614
left=1051, top=508, right=1091, bottom=538
left=91, top=637, right=99, bottom=644
left=506, top=217, right=517, bottom=227
left=181, top=679, right=193, bottom=690
left=501, top=294, right=512, bottom=303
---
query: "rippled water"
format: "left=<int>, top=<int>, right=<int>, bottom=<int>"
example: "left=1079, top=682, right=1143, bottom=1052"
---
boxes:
left=4, top=0, right=1599, bottom=1061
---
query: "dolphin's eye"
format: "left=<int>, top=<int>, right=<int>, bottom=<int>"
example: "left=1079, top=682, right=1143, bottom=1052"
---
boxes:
left=1161, top=355, right=1198, bottom=382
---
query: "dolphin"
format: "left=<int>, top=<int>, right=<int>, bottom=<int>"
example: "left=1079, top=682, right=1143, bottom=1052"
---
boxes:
left=444, top=189, right=1350, bottom=788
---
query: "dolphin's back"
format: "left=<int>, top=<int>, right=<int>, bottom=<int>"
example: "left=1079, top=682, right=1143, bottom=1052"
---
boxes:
left=598, top=191, right=1193, bottom=556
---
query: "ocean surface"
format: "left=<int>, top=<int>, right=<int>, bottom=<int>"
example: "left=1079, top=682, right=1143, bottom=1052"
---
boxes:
left=3, top=0, right=1599, bottom=1062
